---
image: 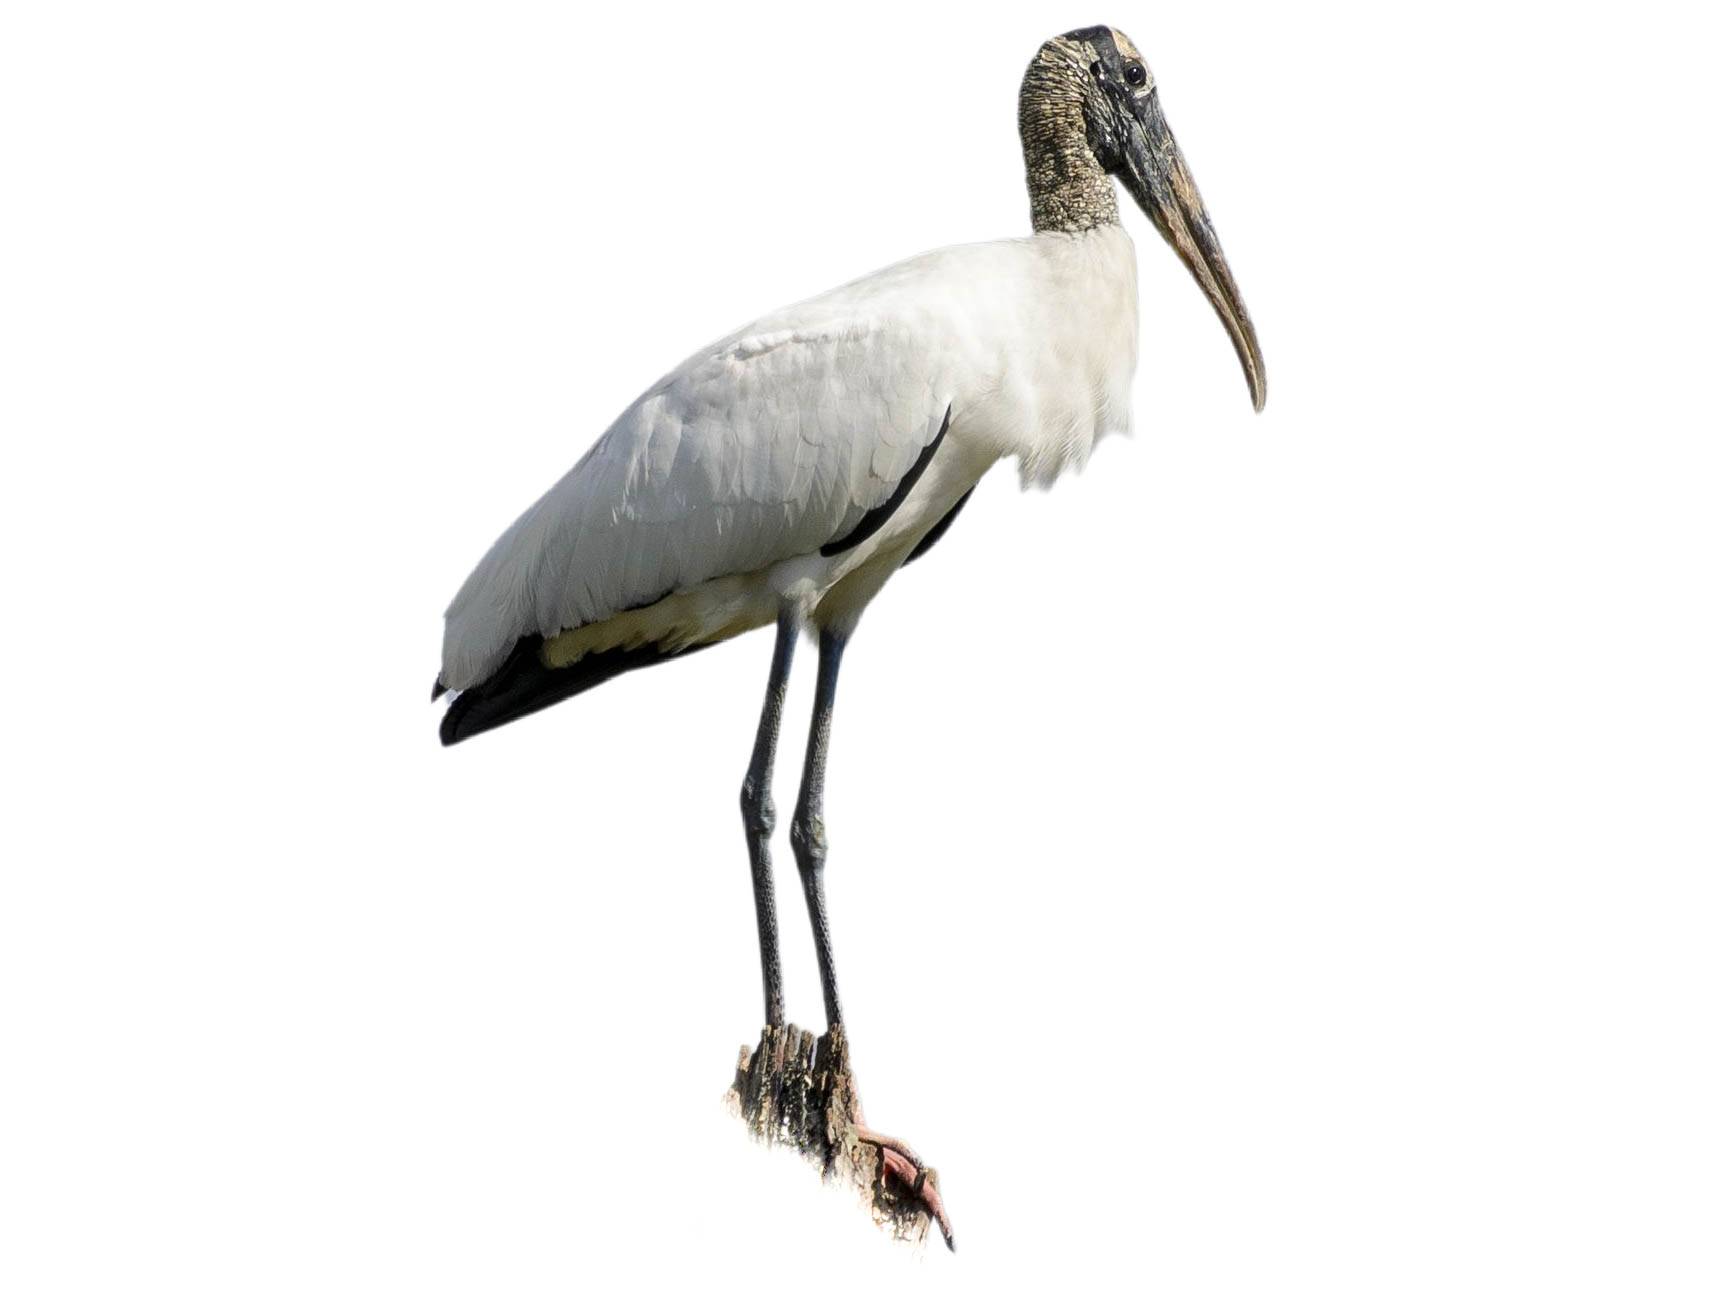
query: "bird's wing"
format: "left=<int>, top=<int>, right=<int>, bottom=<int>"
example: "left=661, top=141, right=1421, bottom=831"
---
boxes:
left=440, top=266, right=968, bottom=690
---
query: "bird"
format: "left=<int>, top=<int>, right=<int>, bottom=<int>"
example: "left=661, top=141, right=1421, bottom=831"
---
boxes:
left=433, top=24, right=1263, bottom=1247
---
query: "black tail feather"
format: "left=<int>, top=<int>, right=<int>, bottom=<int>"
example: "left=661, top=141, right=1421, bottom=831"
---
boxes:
left=439, top=635, right=713, bottom=746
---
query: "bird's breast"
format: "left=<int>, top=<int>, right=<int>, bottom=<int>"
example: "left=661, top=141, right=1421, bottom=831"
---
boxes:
left=949, top=224, right=1140, bottom=489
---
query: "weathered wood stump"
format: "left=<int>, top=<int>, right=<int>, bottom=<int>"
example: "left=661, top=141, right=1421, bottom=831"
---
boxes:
left=726, top=1024, right=936, bottom=1247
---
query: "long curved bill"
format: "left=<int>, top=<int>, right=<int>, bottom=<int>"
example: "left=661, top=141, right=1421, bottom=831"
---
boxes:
left=1118, top=90, right=1266, bottom=412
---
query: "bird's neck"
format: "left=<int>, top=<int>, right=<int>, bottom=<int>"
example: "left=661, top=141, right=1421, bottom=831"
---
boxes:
left=1018, top=55, right=1120, bottom=234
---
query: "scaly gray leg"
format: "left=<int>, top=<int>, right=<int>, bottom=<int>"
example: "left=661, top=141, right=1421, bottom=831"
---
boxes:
left=790, top=630, right=848, bottom=1030
left=739, top=606, right=799, bottom=1028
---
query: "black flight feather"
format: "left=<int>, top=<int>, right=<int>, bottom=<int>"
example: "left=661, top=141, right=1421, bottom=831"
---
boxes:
left=903, top=484, right=975, bottom=566
left=439, top=634, right=713, bottom=746
left=820, top=405, right=952, bottom=557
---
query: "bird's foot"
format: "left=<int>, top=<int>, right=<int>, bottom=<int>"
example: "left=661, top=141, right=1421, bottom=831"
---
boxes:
left=849, top=1118, right=955, bottom=1252
left=727, top=1024, right=954, bottom=1251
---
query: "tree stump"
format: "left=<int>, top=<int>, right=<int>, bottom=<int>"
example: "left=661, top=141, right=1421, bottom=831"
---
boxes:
left=726, top=1024, right=936, bottom=1247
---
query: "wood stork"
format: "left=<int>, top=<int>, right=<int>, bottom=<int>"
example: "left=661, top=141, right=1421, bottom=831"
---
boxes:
left=433, top=25, right=1263, bottom=1246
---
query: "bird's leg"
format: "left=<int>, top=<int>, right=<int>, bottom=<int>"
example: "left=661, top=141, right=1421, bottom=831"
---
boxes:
left=787, top=632, right=955, bottom=1251
left=739, top=606, right=799, bottom=1029
left=789, top=630, right=847, bottom=1031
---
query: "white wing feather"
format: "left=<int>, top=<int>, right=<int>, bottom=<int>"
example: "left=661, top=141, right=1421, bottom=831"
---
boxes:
left=439, top=258, right=962, bottom=691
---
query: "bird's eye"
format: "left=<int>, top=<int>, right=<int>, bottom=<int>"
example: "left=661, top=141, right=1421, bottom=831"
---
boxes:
left=1124, top=62, right=1146, bottom=87
left=1090, top=60, right=1104, bottom=79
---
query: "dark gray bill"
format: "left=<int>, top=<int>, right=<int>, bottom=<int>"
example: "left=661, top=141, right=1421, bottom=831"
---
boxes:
left=1117, top=91, right=1266, bottom=412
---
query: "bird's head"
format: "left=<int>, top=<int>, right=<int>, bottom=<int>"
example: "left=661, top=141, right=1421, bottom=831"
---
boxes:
left=1022, top=25, right=1265, bottom=412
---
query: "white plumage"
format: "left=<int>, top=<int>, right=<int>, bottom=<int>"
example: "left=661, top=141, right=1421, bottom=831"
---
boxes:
left=440, top=226, right=1139, bottom=692
left=433, top=25, right=1263, bottom=1248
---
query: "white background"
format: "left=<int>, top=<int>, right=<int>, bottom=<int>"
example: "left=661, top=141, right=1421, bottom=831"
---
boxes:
left=3, top=1, right=1715, bottom=1284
